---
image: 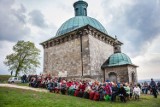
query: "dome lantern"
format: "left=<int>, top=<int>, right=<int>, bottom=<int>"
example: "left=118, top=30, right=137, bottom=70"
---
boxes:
left=113, top=36, right=121, bottom=53
left=73, top=0, right=88, bottom=16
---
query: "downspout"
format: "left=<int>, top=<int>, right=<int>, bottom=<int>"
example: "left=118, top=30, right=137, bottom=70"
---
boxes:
left=80, top=33, right=84, bottom=77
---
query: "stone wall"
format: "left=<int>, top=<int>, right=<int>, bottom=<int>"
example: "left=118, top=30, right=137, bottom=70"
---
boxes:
left=105, top=65, right=137, bottom=83
left=127, top=65, right=138, bottom=83
left=43, top=33, right=114, bottom=80
left=105, top=66, right=129, bottom=83
left=88, top=34, right=114, bottom=80
left=43, top=37, right=82, bottom=77
left=42, top=26, right=118, bottom=80
left=81, top=34, right=90, bottom=76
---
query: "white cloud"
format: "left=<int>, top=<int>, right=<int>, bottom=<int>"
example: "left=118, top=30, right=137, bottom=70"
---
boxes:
left=0, top=41, right=15, bottom=75
left=0, top=0, right=30, bottom=42
left=132, top=34, right=160, bottom=80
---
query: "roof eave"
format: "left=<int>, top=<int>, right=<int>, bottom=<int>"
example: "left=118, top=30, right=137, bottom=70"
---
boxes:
left=102, top=63, right=138, bottom=68
left=40, top=24, right=122, bottom=45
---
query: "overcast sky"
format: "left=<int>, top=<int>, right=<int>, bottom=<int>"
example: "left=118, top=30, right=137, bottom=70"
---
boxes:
left=0, top=0, right=160, bottom=80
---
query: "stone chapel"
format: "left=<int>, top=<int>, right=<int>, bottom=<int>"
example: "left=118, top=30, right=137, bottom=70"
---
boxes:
left=40, top=0, right=138, bottom=83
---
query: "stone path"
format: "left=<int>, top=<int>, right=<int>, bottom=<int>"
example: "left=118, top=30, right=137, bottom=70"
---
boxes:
left=0, top=83, right=48, bottom=92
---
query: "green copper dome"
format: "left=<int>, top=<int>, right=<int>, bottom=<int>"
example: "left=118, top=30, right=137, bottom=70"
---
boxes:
left=55, top=0, right=108, bottom=37
left=56, top=16, right=108, bottom=37
left=108, top=53, right=132, bottom=66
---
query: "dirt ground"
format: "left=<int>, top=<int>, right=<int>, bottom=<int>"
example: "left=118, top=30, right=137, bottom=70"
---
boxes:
left=0, top=83, right=48, bottom=92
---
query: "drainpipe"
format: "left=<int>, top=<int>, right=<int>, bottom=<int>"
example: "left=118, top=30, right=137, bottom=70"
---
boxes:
left=104, top=69, right=105, bottom=82
left=80, top=33, right=83, bottom=78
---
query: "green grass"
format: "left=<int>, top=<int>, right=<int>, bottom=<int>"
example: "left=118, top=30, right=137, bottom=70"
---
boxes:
left=0, top=75, right=11, bottom=83
left=0, top=87, right=160, bottom=107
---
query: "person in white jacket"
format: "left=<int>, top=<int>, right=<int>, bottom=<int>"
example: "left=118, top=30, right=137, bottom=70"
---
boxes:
left=133, top=84, right=141, bottom=100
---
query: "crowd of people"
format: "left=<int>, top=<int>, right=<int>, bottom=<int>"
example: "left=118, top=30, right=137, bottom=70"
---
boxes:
left=28, top=74, right=147, bottom=102
left=141, top=81, right=160, bottom=94
left=140, top=79, right=160, bottom=98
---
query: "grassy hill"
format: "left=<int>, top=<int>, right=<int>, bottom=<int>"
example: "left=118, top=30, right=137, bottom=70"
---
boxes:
left=0, top=87, right=160, bottom=107
left=0, top=75, right=11, bottom=83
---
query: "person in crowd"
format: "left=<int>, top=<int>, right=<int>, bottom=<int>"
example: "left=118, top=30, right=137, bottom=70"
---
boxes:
left=150, top=78, right=156, bottom=88
left=150, top=78, right=157, bottom=98
left=124, top=83, right=130, bottom=100
left=29, top=77, right=37, bottom=87
left=61, top=80, right=67, bottom=95
left=83, top=83, right=91, bottom=99
left=111, top=83, right=119, bottom=102
left=137, top=83, right=141, bottom=89
left=45, top=78, right=50, bottom=88
left=98, top=84, right=105, bottom=101
left=24, top=74, right=27, bottom=83
left=89, top=83, right=96, bottom=100
left=21, top=74, right=27, bottom=83
left=58, top=77, right=62, bottom=83
left=74, top=82, right=80, bottom=97
left=119, top=84, right=126, bottom=103
left=105, top=82, right=112, bottom=96
left=157, top=81, right=160, bottom=92
left=68, top=81, right=75, bottom=95
left=133, top=84, right=141, bottom=100
left=141, top=83, right=145, bottom=94
left=93, top=89, right=100, bottom=101
left=35, top=75, right=42, bottom=87
left=129, top=83, right=133, bottom=99
left=144, top=81, right=149, bottom=94
left=48, top=79, right=54, bottom=92
left=11, top=71, right=13, bottom=76
left=104, top=82, right=112, bottom=101
left=55, top=80, right=61, bottom=93
left=93, top=81, right=100, bottom=101
left=78, top=81, right=86, bottom=97
left=41, top=78, right=47, bottom=88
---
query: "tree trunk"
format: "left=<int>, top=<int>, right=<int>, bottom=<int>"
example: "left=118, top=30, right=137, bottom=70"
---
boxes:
left=15, top=69, right=18, bottom=77
left=15, top=66, right=20, bottom=77
left=15, top=55, right=26, bottom=77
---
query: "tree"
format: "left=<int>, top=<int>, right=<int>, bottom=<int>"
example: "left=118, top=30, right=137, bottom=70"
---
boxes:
left=4, top=41, right=40, bottom=77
